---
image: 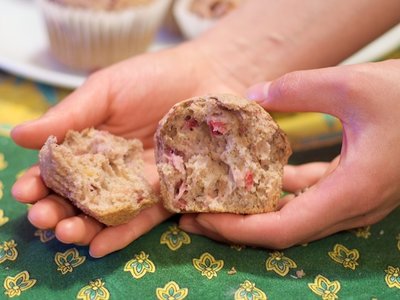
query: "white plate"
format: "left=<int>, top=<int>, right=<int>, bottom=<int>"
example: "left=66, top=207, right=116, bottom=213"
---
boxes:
left=0, top=0, right=183, bottom=89
left=0, top=0, right=399, bottom=89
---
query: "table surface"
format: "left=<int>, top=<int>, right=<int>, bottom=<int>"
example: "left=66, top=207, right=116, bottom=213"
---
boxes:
left=1, top=49, right=400, bottom=299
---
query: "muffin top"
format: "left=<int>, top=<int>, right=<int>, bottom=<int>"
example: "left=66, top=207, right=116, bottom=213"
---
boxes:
left=190, top=0, right=243, bottom=19
left=50, top=0, right=153, bottom=11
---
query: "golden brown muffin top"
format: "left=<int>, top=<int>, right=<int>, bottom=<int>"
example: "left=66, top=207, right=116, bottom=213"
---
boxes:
left=190, top=0, right=243, bottom=19
left=50, top=0, right=153, bottom=11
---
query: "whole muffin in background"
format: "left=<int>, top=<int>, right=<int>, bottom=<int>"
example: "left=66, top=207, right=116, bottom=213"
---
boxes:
left=38, top=0, right=171, bottom=71
left=173, top=0, right=243, bottom=39
left=155, top=94, right=292, bottom=214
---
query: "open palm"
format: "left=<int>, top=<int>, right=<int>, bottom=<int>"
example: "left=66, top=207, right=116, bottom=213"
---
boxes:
left=11, top=45, right=239, bottom=257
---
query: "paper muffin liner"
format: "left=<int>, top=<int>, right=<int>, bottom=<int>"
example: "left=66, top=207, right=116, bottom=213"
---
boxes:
left=173, top=0, right=215, bottom=40
left=37, top=0, right=171, bottom=71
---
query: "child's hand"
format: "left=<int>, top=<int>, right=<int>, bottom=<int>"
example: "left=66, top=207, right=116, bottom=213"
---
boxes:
left=12, top=150, right=170, bottom=258
left=180, top=60, right=400, bottom=248
left=11, top=44, right=238, bottom=257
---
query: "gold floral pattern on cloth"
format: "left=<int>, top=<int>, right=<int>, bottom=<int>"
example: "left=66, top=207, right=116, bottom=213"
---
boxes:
left=193, top=252, right=224, bottom=279
left=0, top=180, right=3, bottom=200
left=0, top=209, right=9, bottom=227
left=385, top=266, right=400, bottom=289
left=34, top=229, right=56, bottom=243
left=0, top=153, right=7, bottom=171
left=77, top=279, right=110, bottom=300
left=227, top=267, right=237, bottom=275
left=265, top=251, right=297, bottom=276
left=156, top=281, right=188, bottom=300
left=3, top=271, right=36, bottom=298
left=160, top=224, right=191, bottom=251
left=234, top=280, right=267, bottom=300
left=0, top=240, right=18, bottom=263
left=54, top=248, right=86, bottom=274
left=328, top=244, right=360, bottom=270
left=308, top=274, right=341, bottom=300
left=352, top=226, right=371, bottom=239
left=124, top=251, right=156, bottom=279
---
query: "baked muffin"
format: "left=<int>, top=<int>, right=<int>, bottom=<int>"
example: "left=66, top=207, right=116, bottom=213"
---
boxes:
left=154, top=94, right=291, bottom=214
left=173, top=0, right=243, bottom=39
left=38, top=0, right=171, bottom=71
left=39, top=128, right=158, bottom=226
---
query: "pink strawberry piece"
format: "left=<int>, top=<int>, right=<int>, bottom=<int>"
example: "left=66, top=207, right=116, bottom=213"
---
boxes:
left=175, top=198, right=187, bottom=210
left=208, top=120, right=227, bottom=135
left=184, top=117, right=199, bottom=130
left=245, top=171, right=253, bottom=190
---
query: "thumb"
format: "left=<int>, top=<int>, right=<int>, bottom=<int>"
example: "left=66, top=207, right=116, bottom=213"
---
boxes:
left=11, top=74, right=110, bottom=149
left=247, top=65, right=354, bottom=118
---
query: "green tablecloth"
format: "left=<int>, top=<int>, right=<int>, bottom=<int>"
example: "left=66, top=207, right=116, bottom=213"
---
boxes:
left=0, top=134, right=399, bottom=299
left=1, top=56, right=400, bottom=298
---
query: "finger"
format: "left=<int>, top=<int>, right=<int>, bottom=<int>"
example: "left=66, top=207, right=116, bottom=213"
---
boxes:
left=284, top=156, right=341, bottom=192
left=180, top=170, right=362, bottom=249
left=27, top=195, right=78, bottom=229
left=12, top=165, right=49, bottom=203
left=89, top=203, right=171, bottom=258
left=276, top=193, right=295, bottom=210
left=179, top=214, right=231, bottom=243
left=55, top=215, right=104, bottom=245
left=300, top=204, right=395, bottom=244
left=283, top=162, right=330, bottom=192
left=11, top=72, right=110, bottom=149
left=180, top=194, right=297, bottom=241
left=180, top=213, right=268, bottom=247
left=247, top=65, right=357, bottom=118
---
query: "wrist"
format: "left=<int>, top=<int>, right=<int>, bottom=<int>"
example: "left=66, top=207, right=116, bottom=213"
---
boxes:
left=185, top=0, right=302, bottom=91
left=185, top=0, right=400, bottom=90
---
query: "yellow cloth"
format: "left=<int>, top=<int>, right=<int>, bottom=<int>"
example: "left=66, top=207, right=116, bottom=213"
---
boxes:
left=0, top=72, right=69, bottom=137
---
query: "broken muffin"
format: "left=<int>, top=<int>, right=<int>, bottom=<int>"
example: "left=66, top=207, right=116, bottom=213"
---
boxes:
left=155, top=94, right=292, bottom=214
left=39, top=128, right=158, bottom=226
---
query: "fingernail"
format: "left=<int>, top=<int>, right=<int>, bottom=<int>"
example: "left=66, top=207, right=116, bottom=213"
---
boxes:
left=89, top=249, right=102, bottom=259
left=246, top=82, right=271, bottom=103
left=11, top=183, right=21, bottom=200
